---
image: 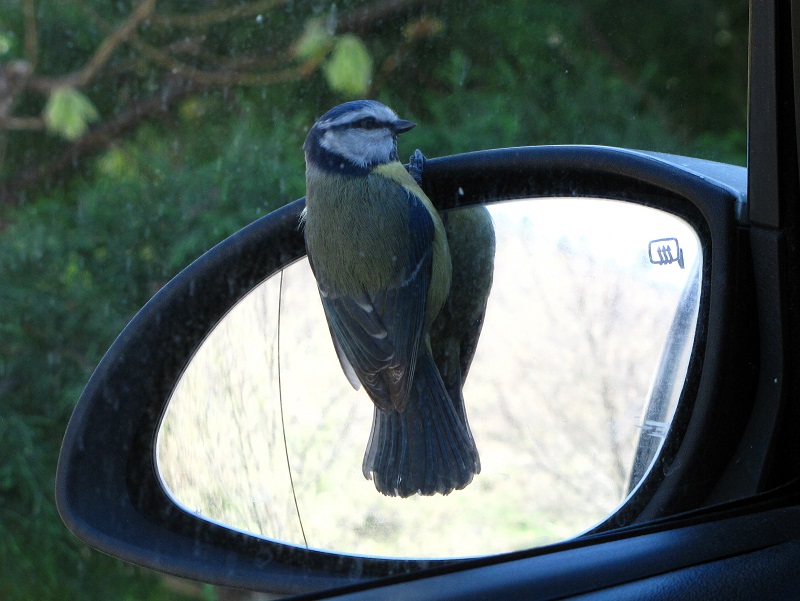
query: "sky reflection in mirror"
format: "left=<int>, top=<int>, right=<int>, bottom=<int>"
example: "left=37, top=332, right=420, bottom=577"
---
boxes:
left=156, top=196, right=701, bottom=559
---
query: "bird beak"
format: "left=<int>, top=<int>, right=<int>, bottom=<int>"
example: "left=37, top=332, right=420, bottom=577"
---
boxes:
left=393, top=119, right=416, bottom=134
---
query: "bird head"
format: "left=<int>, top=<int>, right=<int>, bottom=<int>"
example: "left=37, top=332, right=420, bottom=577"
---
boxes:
left=304, top=100, right=416, bottom=174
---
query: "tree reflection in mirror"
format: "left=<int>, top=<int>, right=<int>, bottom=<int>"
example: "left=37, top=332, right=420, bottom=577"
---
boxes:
left=155, top=196, right=702, bottom=559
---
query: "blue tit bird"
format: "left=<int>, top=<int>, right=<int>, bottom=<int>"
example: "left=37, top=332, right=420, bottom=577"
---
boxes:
left=301, top=100, right=480, bottom=497
left=430, top=205, right=496, bottom=441
left=408, top=151, right=496, bottom=436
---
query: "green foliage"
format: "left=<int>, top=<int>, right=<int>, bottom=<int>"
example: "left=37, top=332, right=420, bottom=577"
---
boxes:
left=294, top=18, right=335, bottom=61
left=1, top=99, right=305, bottom=599
left=386, top=0, right=746, bottom=164
left=44, top=87, right=100, bottom=140
left=323, top=34, right=373, bottom=97
left=0, top=0, right=747, bottom=598
left=579, top=0, right=749, bottom=138
left=0, top=30, right=13, bottom=56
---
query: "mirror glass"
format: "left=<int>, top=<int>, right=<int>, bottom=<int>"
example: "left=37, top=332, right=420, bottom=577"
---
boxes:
left=156, top=197, right=702, bottom=559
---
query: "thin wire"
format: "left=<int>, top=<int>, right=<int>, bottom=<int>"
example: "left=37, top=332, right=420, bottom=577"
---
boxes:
left=277, top=269, right=308, bottom=548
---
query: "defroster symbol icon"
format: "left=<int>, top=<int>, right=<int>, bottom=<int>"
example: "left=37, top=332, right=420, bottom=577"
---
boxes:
left=649, top=238, right=685, bottom=269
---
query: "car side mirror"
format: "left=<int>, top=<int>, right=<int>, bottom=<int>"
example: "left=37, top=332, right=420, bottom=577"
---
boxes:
left=57, top=145, right=747, bottom=595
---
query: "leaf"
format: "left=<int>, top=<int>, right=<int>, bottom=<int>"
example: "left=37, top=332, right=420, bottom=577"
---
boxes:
left=0, top=31, right=13, bottom=56
left=43, top=87, right=100, bottom=141
left=323, top=34, right=373, bottom=97
left=293, top=18, right=335, bottom=61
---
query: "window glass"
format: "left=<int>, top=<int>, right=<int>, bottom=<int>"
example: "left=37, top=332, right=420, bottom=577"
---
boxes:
left=2, top=0, right=745, bottom=597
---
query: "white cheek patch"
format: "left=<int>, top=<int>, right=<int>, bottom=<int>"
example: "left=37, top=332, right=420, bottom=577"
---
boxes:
left=320, top=128, right=395, bottom=167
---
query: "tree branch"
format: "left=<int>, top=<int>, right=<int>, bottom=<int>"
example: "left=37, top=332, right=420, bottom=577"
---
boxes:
left=172, top=44, right=289, bottom=72
left=2, top=77, right=202, bottom=205
left=23, top=0, right=38, bottom=71
left=147, top=0, right=289, bottom=29
left=0, top=117, right=45, bottom=131
left=86, top=7, right=301, bottom=87
left=3, top=0, right=432, bottom=204
left=335, top=0, right=433, bottom=34
left=125, top=30, right=303, bottom=86
left=74, top=0, right=158, bottom=88
left=24, top=0, right=157, bottom=94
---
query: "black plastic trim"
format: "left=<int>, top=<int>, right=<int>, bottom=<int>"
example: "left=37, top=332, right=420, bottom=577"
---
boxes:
left=749, top=0, right=780, bottom=227
left=294, top=505, right=800, bottom=600
left=56, top=145, right=747, bottom=595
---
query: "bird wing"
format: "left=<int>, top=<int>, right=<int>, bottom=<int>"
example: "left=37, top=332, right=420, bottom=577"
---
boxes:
left=315, top=186, right=434, bottom=413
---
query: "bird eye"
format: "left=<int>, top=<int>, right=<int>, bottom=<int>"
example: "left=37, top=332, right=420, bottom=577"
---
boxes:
left=357, top=117, right=379, bottom=129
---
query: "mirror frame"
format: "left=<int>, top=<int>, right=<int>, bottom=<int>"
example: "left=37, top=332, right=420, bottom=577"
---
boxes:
left=56, top=145, right=748, bottom=595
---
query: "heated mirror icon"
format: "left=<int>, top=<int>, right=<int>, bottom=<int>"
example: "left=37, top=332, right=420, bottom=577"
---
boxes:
left=649, top=238, right=685, bottom=269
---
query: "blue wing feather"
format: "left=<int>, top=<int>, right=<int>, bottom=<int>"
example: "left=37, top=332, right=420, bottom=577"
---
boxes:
left=314, top=185, right=434, bottom=412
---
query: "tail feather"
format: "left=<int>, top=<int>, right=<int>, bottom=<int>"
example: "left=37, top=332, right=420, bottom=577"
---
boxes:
left=362, top=352, right=480, bottom=497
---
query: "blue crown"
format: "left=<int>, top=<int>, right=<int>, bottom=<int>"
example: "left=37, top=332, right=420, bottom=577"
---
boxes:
left=317, top=100, right=386, bottom=125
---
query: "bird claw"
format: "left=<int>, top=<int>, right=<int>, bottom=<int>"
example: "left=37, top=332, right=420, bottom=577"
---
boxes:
left=407, top=148, right=427, bottom=186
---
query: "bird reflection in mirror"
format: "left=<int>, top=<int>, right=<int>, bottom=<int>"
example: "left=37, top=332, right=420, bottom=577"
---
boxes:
left=301, top=101, right=492, bottom=497
left=430, top=204, right=496, bottom=457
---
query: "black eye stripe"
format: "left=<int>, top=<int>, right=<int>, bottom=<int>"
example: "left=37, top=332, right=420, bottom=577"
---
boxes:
left=341, top=117, right=382, bottom=130
left=324, top=116, right=391, bottom=132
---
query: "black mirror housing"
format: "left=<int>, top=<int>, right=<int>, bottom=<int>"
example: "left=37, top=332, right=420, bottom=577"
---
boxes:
left=56, top=145, right=750, bottom=595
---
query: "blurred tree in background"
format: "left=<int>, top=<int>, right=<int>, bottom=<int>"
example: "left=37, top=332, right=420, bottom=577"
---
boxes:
left=0, top=0, right=746, bottom=598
